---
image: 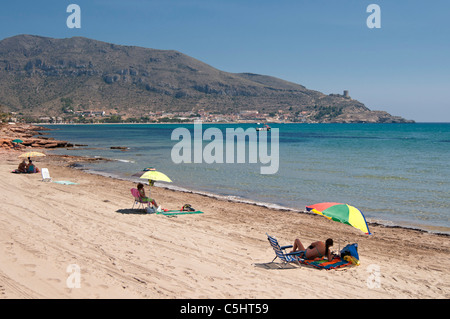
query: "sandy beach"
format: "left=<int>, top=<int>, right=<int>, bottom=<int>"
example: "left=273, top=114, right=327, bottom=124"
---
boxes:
left=0, top=146, right=449, bottom=299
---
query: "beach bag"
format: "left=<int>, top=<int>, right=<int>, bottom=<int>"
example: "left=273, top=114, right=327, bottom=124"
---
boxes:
left=181, top=204, right=195, bottom=212
left=146, top=206, right=155, bottom=214
left=340, top=243, right=359, bottom=261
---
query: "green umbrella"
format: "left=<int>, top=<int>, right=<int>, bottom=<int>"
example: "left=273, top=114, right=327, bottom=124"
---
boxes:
left=12, top=139, right=23, bottom=143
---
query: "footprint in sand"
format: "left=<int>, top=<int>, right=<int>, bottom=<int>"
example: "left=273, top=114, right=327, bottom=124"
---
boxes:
left=23, top=264, right=37, bottom=276
left=47, top=278, right=62, bottom=285
left=4, top=242, right=15, bottom=257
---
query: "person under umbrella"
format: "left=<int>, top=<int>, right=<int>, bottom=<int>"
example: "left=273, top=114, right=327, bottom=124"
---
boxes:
left=26, top=159, right=40, bottom=173
left=137, top=170, right=171, bottom=212
left=17, top=159, right=27, bottom=173
left=12, top=139, right=23, bottom=150
left=137, top=182, right=159, bottom=209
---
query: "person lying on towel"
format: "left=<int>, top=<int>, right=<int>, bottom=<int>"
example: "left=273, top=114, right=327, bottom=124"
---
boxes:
left=290, top=238, right=334, bottom=260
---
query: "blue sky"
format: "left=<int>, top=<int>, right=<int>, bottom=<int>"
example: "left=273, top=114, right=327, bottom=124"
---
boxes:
left=1, top=0, right=449, bottom=122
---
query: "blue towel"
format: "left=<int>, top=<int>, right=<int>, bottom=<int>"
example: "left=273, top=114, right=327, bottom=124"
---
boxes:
left=53, top=181, right=78, bottom=185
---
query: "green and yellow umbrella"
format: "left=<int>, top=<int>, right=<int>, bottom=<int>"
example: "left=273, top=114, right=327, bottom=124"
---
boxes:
left=306, top=202, right=371, bottom=235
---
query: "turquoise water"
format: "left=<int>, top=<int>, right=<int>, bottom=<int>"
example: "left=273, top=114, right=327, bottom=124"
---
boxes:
left=43, top=123, right=450, bottom=234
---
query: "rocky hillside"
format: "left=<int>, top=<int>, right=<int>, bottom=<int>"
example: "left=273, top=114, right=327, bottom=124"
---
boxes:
left=0, top=34, right=412, bottom=123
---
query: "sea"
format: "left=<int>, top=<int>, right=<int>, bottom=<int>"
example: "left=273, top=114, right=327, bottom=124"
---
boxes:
left=41, top=122, right=450, bottom=235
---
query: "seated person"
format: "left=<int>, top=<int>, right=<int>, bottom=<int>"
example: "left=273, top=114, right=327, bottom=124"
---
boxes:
left=290, top=237, right=334, bottom=260
left=26, top=160, right=40, bottom=173
left=137, top=182, right=158, bottom=207
left=13, top=143, right=23, bottom=150
left=17, top=160, right=27, bottom=173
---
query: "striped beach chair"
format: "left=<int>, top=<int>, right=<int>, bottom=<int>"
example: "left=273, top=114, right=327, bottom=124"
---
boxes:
left=266, top=233, right=303, bottom=268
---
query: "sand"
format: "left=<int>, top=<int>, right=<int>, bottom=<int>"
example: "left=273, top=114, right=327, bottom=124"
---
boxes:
left=0, top=148, right=449, bottom=299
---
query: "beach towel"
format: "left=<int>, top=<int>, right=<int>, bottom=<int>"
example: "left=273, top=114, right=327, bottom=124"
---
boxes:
left=53, top=181, right=78, bottom=185
left=299, top=257, right=353, bottom=270
left=11, top=169, right=37, bottom=174
left=157, top=210, right=204, bottom=216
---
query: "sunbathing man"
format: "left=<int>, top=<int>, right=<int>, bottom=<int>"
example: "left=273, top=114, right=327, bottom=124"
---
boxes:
left=290, top=238, right=334, bottom=260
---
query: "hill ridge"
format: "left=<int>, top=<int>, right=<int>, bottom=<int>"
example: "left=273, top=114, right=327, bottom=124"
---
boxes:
left=0, top=34, right=412, bottom=123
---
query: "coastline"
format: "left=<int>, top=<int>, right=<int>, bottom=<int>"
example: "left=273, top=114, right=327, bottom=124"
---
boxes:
left=6, top=122, right=449, bottom=235
left=38, top=121, right=450, bottom=126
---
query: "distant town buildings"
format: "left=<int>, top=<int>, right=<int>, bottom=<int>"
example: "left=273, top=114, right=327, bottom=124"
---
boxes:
left=27, top=90, right=352, bottom=123
left=74, top=110, right=106, bottom=117
left=32, top=107, right=311, bottom=124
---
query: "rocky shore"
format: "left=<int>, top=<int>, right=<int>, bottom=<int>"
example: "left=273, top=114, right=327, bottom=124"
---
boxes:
left=0, top=123, right=72, bottom=150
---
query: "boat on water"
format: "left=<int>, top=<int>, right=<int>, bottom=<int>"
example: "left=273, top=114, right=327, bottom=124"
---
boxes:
left=256, top=124, right=271, bottom=131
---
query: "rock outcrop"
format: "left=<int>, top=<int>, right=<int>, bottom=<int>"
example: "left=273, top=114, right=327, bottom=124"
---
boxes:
left=0, top=123, right=72, bottom=150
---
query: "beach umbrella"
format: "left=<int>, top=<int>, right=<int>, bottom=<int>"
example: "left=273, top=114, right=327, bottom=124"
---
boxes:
left=12, top=139, right=23, bottom=143
left=18, top=151, right=46, bottom=158
left=306, top=202, right=371, bottom=235
left=139, top=170, right=172, bottom=183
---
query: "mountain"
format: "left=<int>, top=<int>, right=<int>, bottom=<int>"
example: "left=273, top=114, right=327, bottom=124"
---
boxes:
left=0, top=34, right=412, bottom=123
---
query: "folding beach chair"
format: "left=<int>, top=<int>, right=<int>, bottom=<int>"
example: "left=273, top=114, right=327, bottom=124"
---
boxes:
left=266, top=233, right=303, bottom=268
left=131, top=188, right=150, bottom=210
left=41, top=168, right=52, bottom=182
